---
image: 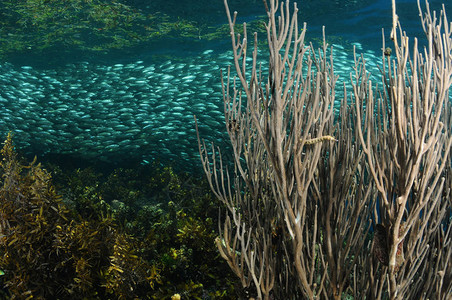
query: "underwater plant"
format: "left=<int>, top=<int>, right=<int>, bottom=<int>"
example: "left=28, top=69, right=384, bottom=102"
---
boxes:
left=0, top=0, right=189, bottom=59
left=0, top=134, right=162, bottom=298
left=0, top=140, right=238, bottom=299
left=0, top=132, right=74, bottom=298
left=0, top=0, right=269, bottom=61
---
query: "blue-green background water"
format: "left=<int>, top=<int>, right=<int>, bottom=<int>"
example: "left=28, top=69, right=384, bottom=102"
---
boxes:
left=0, top=0, right=450, bottom=173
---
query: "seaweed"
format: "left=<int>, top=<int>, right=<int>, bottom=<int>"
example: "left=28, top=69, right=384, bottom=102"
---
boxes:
left=0, top=133, right=159, bottom=299
left=0, top=134, right=237, bottom=299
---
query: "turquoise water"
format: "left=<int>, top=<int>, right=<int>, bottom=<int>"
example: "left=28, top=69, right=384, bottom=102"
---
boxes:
left=0, top=0, right=450, bottom=172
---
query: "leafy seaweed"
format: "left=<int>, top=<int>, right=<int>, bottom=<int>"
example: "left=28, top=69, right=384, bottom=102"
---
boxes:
left=0, top=134, right=237, bottom=299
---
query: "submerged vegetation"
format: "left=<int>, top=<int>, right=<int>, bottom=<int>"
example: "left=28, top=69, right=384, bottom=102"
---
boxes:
left=0, top=0, right=197, bottom=57
left=0, top=0, right=267, bottom=60
left=0, top=133, right=237, bottom=299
